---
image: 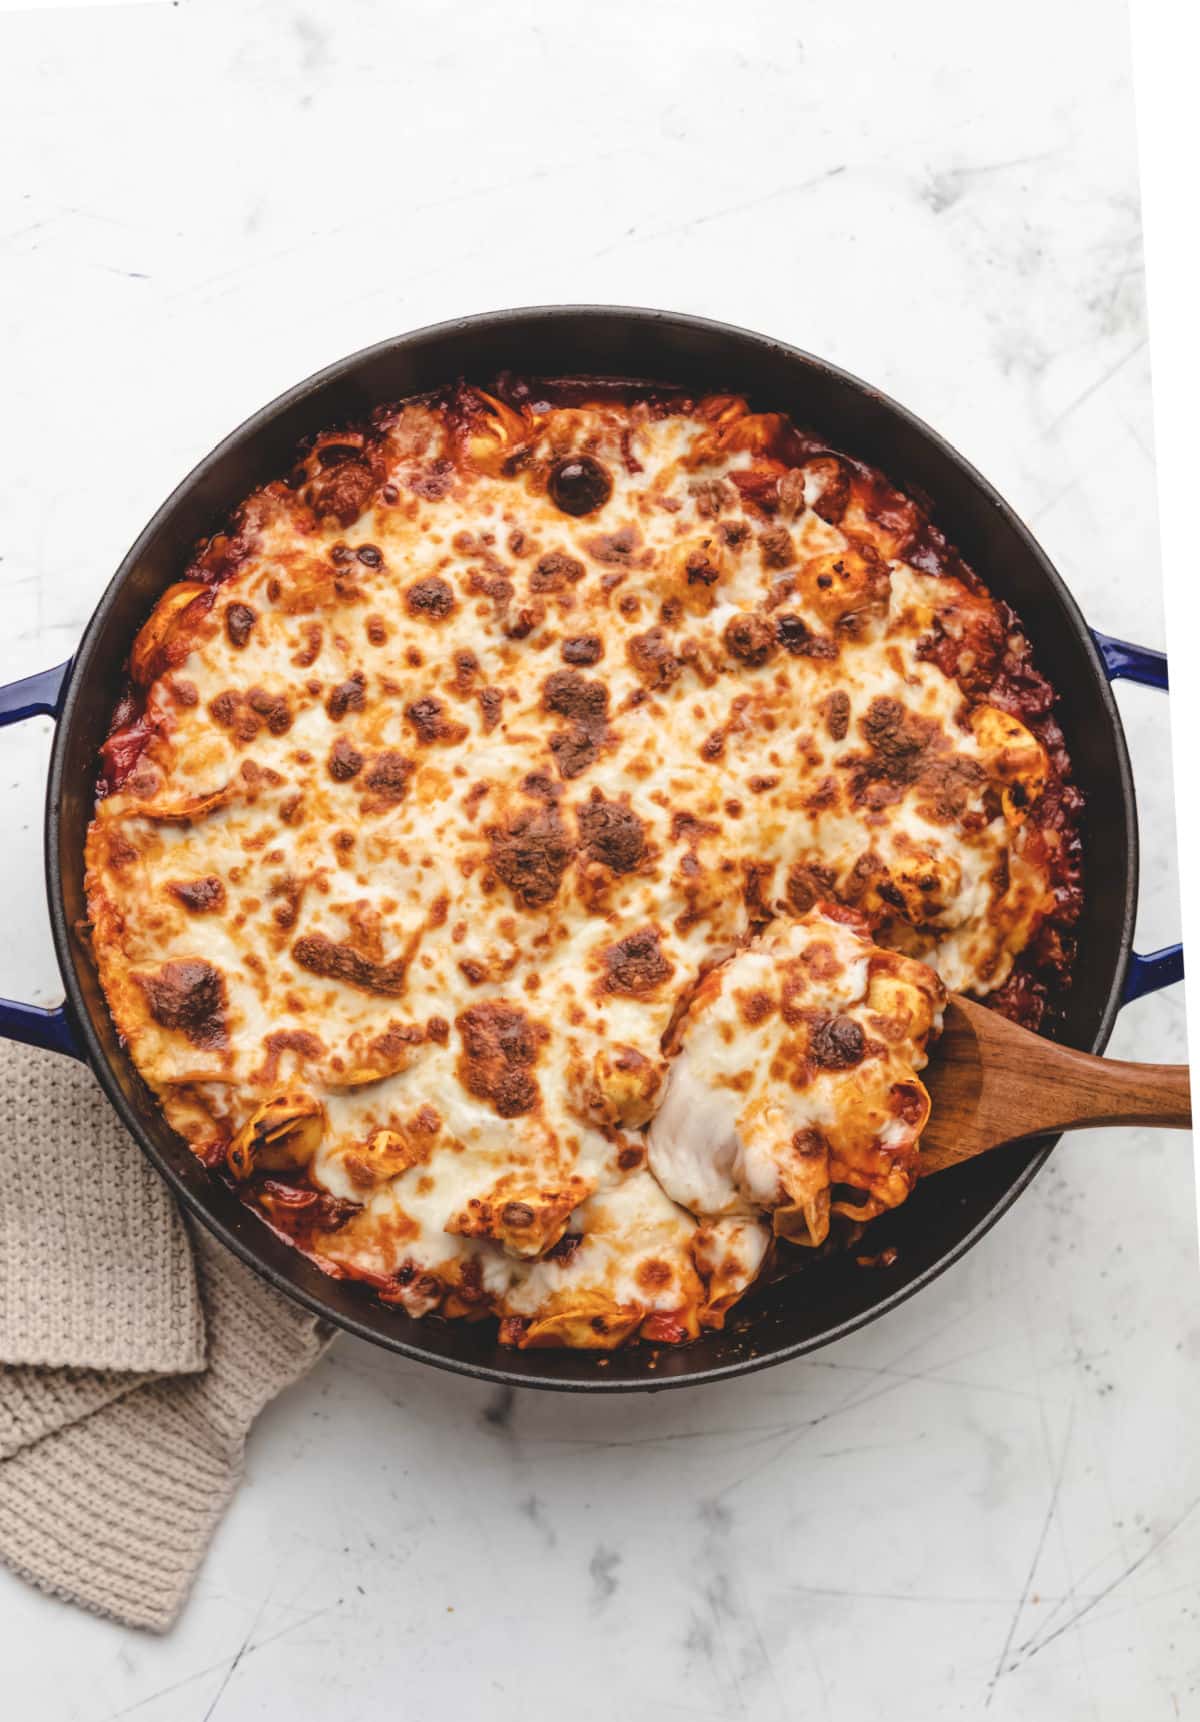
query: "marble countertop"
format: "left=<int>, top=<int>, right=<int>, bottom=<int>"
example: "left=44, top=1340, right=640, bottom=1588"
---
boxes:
left=1, top=2, right=1194, bottom=1717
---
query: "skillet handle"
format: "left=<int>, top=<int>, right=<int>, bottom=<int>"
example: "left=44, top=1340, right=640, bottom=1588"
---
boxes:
left=0, top=661, right=84, bottom=1058
left=1091, top=630, right=1185, bottom=1004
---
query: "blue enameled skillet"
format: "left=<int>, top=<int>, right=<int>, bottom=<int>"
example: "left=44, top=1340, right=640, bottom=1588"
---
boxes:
left=0, top=307, right=1182, bottom=1390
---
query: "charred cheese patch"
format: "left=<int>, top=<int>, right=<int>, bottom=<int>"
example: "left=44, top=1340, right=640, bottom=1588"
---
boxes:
left=85, top=387, right=1079, bottom=1347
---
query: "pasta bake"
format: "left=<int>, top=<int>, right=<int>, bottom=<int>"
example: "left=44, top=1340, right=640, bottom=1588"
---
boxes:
left=84, top=382, right=1083, bottom=1348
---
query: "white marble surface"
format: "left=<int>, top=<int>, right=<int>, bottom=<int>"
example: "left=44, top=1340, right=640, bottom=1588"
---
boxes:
left=0, top=1, right=1194, bottom=1717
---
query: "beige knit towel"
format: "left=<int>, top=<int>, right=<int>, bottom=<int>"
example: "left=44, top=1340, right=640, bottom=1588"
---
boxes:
left=0, top=1039, right=333, bottom=1631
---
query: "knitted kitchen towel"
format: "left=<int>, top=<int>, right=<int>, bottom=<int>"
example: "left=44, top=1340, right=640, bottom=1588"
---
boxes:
left=0, top=1039, right=333, bottom=1632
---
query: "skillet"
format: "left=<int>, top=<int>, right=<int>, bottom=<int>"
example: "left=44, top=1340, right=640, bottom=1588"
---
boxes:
left=0, top=306, right=1182, bottom=1390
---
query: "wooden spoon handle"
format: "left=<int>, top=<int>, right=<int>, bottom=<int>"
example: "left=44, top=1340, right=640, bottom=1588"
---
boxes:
left=917, top=995, right=1192, bottom=1175
left=919, top=1057, right=1192, bottom=1175
left=1005, top=1048, right=1192, bottom=1135
left=1046, top=1053, right=1191, bottom=1136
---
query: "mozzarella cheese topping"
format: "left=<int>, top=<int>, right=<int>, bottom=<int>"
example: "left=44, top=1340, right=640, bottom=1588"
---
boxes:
left=84, top=386, right=1077, bottom=1348
left=648, top=911, right=944, bottom=1248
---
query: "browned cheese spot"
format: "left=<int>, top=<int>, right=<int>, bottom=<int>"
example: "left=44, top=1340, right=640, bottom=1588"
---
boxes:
left=803, top=775, right=838, bottom=813
left=405, top=576, right=457, bottom=621
left=738, top=989, right=776, bottom=1027
left=691, top=478, right=734, bottom=519
left=600, top=926, right=674, bottom=996
left=487, top=794, right=575, bottom=909
left=250, top=1028, right=326, bottom=1086
left=409, top=460, right=454, bottom=500
left=717, top=519, right=751, bottom=549
left=291, top=933, right=412, bottom=997
left=530, top=551, right=585, bottom=592
left=137, top=960, right=228, bottom=1049
left=328, top=736, right=364, bottom=781
left=683, top=539, right=722, bottom=590
left=775, top=614, right=838, bottom=660
left=583, top=525, right=639, bottom=566
left=821, top=690, right=851, bottom=740
left=808, top=1014, right=867, bottom=1070
left=362, top=750, right=414, bottom=805
left=269, top=874, right=305, bottom=930
left=541, top=669, right=611, bottom=780
left=168, top=876, right=226, bottom=914
left=225, top=603, right=256, bottom=648
left=792, top=1127, right=826, bottom=1159
left=246, top=686, right=292, bottom=735
left=405, top=697, right=469, bottom=747
left=307, top=454, right=377, bottom=527
left=671, top=810, right=718, bottom=845
left=627, top=627, right=681, bottom=689
left=367, top=1021, right=428, bottom=1072
left=801, top=540, right=890, bottom=628
left=293, top=623, right=322, bottom=668
left=742, top=860, right=775, bottom=929
left=456, top=1001, right=548, bottom=1118
left=452, top=649, right=479, bottom=692
left=475, top=686, right=502, bottom=732
left=577, top=790, right=646, bottom=874
left=723, top=612, right=776, bottom=667
left=208, top=691, right=261, bottom=743
left=561, top=634, right=603, bottom=666
left=852, top=696, right=984, bottom=820
left=326, top=672, right=366, bottom=721
left=758, top=525, right=795, bottom=569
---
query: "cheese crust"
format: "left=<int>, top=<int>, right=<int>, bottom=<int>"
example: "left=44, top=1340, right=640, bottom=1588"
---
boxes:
left=84, top=383, right=1082, bottom=1348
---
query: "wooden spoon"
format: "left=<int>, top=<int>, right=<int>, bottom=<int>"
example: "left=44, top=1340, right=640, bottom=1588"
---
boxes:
left=918, top=994, right=1192, bottom=1176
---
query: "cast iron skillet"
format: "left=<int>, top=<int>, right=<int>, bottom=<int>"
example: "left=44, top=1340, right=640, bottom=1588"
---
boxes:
left=0, top=307, right=1182, bottom=1391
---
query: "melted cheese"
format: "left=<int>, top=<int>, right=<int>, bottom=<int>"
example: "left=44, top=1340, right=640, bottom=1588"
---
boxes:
left=649, top=910, right=944, bottom=1247
left=84, top=390, right=1062, bottom=1348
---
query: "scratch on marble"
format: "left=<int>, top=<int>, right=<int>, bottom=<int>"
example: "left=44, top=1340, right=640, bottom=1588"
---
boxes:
left=86, top=263, right=151, bottom=280
left=713, top=1319, right=1014, bottom=1499
left=1115, top=406, right=1156, bottom=465
left=984, top=1404, right=1074, bottom=1706
left=98, top=1599, right=344, bottom=1721
left=1009, top=1495, right=1200, bottom=1671
left=1043, top=335, right=1148, bottom=435
left=1028, top=470, right=1087, bottom=525
left=691, top=1482, right=798, bottom=1717
left=199, top=1613, right=260, bottom=1722
left=588, top=165, right=846, bottom=260
left=923, top=150, right=1056, bottom=214
left=169, top=143, right=643, bottom=309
